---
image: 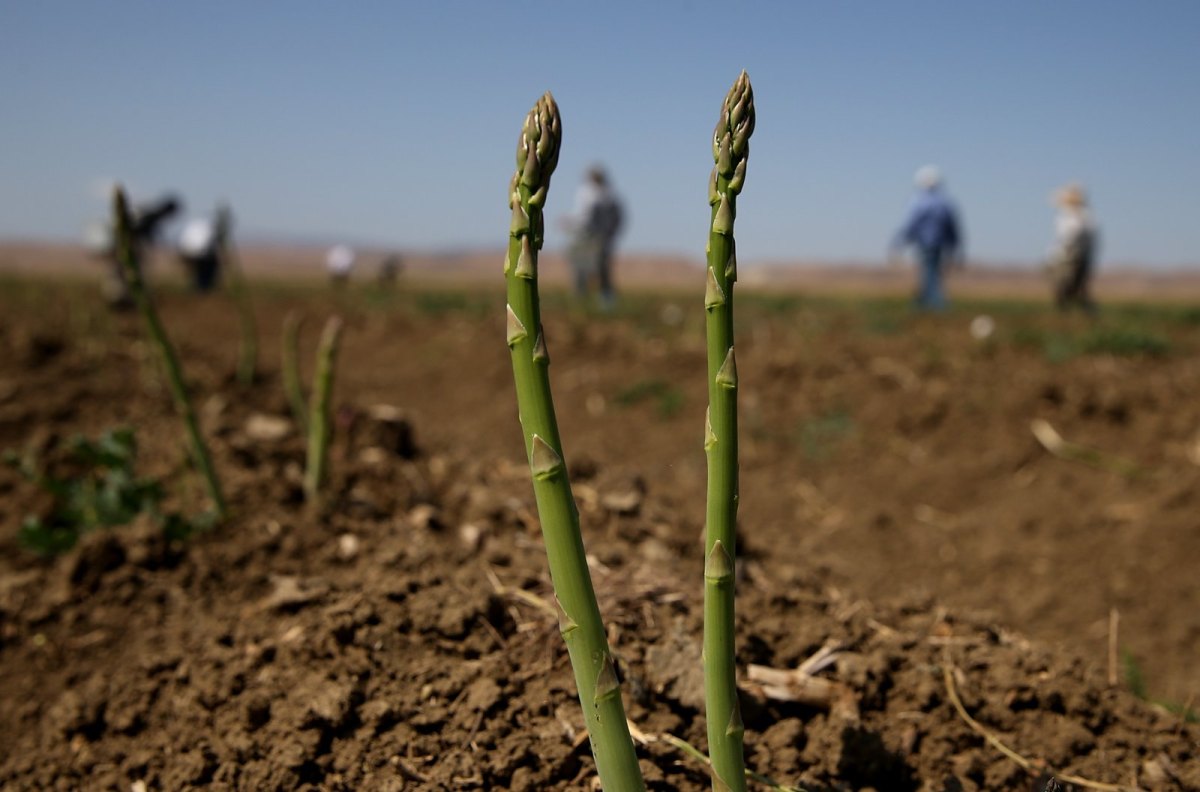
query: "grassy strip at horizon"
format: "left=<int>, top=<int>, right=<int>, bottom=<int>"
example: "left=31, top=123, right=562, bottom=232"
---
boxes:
left=5, top=267, right=1199, bottom=308
left=3, top=273, right=1199, bottom=356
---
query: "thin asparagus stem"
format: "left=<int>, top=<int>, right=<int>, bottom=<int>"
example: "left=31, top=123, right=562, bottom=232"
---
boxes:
left=303, top=315, right=343, bottom=508
left=111, top=186, right=228, bottom=521
left=703, top=71, right=755, bottom=792
left=281, top=310, right=309, bottom=437
left=503, top=93, right=645, bottom=791
left=216, top=205, right=258, bottom=387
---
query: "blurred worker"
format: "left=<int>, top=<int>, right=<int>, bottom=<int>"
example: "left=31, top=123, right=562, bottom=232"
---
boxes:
left=178, top=214, right=221, bottom=292
left=326, top=244, right=356, bottom=286
left=378, top=254, right=404, bottom=288
left=85, top=193, right=182, bottom=309
left=561, top=165, right=624, bottom=310
left=1047, top=184, right=1099, bottom=314
left=891, top=166, right=963, bottom=312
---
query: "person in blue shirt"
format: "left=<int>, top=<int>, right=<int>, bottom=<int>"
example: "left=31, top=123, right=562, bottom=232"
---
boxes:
left=892, top=166, right=963, bottom=311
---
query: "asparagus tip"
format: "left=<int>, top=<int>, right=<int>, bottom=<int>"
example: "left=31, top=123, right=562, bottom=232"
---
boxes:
left=515, top=93, right=562, bottom=201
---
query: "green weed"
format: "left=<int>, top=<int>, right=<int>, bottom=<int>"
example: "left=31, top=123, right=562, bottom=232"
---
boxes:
left=1122, top=651, right=1198, bottom=723
left=1010, top=324, right=1171, bottom=362
left=5, top=428, right=211, bottom=555
left=797, top=407, right=854, bottom=461
left=613, top=379, right=685, bottom=418
left=1080, top=327, right=1171, bottom=357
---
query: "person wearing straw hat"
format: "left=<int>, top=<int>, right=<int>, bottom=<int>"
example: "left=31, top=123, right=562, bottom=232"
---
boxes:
left=1047, top=183, right=1098, bottom=314
left=892, top=165, right=963, bottom=312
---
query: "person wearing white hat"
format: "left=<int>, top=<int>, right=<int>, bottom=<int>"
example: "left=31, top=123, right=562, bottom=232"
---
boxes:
left=561, top=165, right=624, bottom=310
left=892, top=165, right=963, bottom=311
left=178, top=215, right=221, bottom=292
left=326, top=244, right=356, bottom=287
left=1047, top=184, right=1098, bottom=313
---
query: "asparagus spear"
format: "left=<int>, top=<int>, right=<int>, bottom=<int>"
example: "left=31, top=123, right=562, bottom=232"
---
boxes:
left=216, top=205, right=258, bottom=387
left=703, top=71, right=754, bottom=792
left=303, top=315, right=343, bottom=508
left=111, top=186, right=228, bottom=521
left=503, top=93, right=645, bottom=791
left=282, top=310, right=308, bottom=437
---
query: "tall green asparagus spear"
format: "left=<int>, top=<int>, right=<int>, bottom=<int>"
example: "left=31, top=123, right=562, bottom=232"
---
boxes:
left=112, top=186, right=228, bottom=521
left=303, top=316, right=343, bottom=508
left=216, top=205, right=258, bottom=387
left=703, top=71, right=754, bottom=792
left=281, top=310, right=308, bottom=437
left=504, top=93, right=645, bottom=791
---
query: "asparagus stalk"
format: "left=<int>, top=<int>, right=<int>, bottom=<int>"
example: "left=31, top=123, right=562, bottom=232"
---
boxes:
left=303, top=316, right=343, bottom=508
left=282, top=310, right=309, bottom=437
left=216, top=205, right=258, bottom=387
left=111, top=186, right=228, bottom=521
left=703, top=71, right=754, bottom=792
left=504, top=93, right=645, bottom=791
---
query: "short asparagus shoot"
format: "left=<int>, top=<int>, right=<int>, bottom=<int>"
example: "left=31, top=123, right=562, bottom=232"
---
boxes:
left=282, top=310, right=309, bottom=437
left=111, top=186, right=228, bottom=521
left=216, top=205, right=258, bottom=387
left=503, top=93, right=645, bottom=791
left=703, top=71, right=755, bottom=792
left=303, top=315, right=343, bottom=508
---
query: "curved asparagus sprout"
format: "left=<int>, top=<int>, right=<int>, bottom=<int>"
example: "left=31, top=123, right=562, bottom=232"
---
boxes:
left=112, top=186, right=228, bottom=521
left=503, top=93, right=645, bottom=791
left=703, top=71, right=754, bottom=792
left=303, top=315, right=343, bottom=508
left=281, top=310, right=308, bottom=437
left=216, top=205, right=258, bottom=387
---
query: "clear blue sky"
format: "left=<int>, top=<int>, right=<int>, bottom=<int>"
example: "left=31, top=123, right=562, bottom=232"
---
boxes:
left=3, top=1, right=1199, bottom=267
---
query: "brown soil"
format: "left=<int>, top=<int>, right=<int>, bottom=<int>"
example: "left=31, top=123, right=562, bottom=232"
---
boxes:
left=0, top=276, right=1196, bottom=791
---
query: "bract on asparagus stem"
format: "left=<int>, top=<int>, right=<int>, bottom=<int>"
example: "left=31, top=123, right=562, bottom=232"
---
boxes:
left=532, top=331, right=549, bottom=364
left=713, top=193, right=734, bottom=235
left=717, top=133, right=733, bottom=176
left=705, top=267, right=726, bottom=309
left=505, top=305, right=527, bottom=347
left=516, top=236, right=535, bottom=278
left=593, top=655, right=621, bottom=703
left=715, top=347, right=738, bottom=389
left=529, top=434, right=563, bottom=479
